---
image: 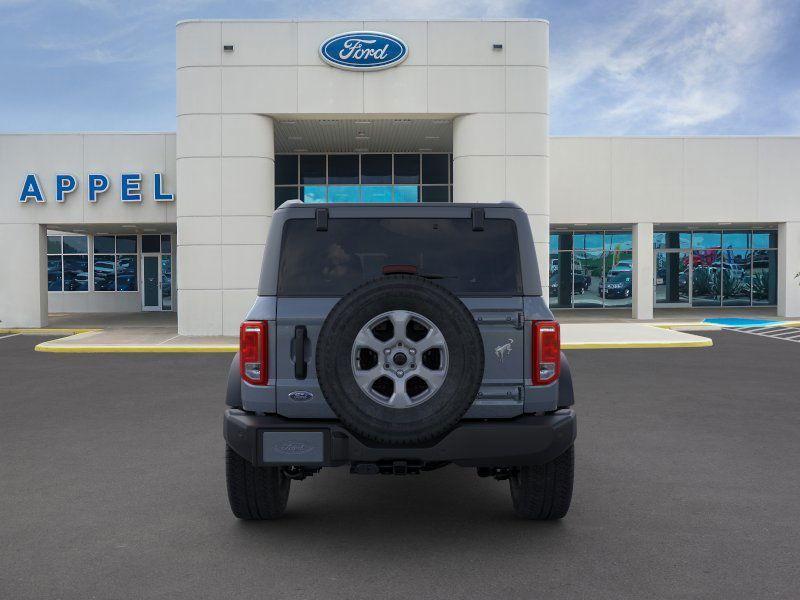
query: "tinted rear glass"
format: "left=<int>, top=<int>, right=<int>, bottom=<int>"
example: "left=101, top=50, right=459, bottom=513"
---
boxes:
left=278, top=217, right=522, bottom=296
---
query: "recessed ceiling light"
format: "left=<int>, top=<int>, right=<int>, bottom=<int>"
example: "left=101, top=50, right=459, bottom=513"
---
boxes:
left=355, top=134, right=370, bottom=140
left=121, top=225, right=137, bottom=229
left=280, top=120, right=297, bottom=125
left=419, top=147, right=433, bottom=152
left=425, top=136, right=440, bottom=140
left=355, top=120, right=372, bottom=125
left=293, top=148, right=308, bottom=152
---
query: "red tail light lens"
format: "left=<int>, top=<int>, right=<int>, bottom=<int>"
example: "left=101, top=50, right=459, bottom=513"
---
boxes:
left=240, top=321, right=268, bottom=385
left=533, top=320, right=560, bottom=385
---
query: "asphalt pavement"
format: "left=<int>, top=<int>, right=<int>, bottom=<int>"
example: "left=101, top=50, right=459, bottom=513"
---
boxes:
left=1, top=332, right=798, bottom=599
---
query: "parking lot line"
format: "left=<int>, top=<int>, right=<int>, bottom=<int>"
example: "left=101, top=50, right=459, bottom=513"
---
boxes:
left=0, top=333, right=21, bottom=341
left=725, top=325, right=800, bottom=343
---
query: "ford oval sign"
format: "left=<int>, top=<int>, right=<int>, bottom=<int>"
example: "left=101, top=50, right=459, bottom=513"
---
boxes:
left=319, top=31, right=408, bottom=71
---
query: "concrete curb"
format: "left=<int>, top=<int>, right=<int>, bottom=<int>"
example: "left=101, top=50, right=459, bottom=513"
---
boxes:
left=563, top=338, right=713, bottom=350
left=35, top=343, right=237, bottom=353
left=0, top=328, right=101, bottom=335
left=21, top=323, right=718, bottom=353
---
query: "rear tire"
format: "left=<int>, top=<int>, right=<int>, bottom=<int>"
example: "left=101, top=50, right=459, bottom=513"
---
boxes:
left=226, top=445, right=290, bottom=520
left=509, top=446, right=574, bottom=520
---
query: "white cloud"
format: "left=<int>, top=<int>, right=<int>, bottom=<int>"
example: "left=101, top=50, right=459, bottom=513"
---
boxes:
left=551, top=0, right=790, bottom=133
left=274, top=0, right=528, bottom=19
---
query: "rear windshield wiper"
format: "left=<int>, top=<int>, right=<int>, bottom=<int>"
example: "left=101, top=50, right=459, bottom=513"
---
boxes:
left=380, top=265, right=457, bottom=280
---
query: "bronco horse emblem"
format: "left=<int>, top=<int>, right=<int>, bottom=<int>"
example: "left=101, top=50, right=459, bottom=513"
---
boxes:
left=494, top=338, right=514, bottom=363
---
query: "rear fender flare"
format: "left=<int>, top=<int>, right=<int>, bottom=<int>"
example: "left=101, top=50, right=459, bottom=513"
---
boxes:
left=226, top=353, right=242, bottom=409
left=558, top=352, right=574, bottom=408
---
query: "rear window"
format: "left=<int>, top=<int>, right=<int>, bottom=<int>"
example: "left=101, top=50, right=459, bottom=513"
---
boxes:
left=277, top=217, right=522, bottom=296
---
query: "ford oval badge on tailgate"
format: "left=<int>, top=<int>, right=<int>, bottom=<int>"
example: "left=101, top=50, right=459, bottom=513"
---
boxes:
left=288, top=390, right=313, bottom=402
left=274, top=441, right=315, bottom=455
left=319, top=31, right=408, bottom=71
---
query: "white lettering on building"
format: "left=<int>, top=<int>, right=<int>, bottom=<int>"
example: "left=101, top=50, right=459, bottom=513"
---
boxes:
left=338, top=38, right=390, bottom=61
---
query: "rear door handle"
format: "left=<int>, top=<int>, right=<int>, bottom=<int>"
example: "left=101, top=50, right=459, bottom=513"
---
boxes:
left=293, top=326, right=307, bottom=379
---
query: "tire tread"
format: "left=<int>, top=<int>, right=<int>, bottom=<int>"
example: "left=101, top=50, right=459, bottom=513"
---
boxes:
left=510, top=446, right=574, bottom=520
left=226, top=445, right=290, bottom=520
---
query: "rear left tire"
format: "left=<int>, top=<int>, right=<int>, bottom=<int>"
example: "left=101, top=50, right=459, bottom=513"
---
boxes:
left=509, top=446, right=574, bottom=520
left=226, top=445, right=290, bottom=520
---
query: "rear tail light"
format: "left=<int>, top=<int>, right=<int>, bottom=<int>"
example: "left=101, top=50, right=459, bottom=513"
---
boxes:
left=533, top=320, right=560, bottom=385
left=240, top=321, right=268, bottom=385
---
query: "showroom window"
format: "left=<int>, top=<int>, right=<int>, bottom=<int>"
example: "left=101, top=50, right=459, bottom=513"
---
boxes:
left=654, top=229, right=777, bottom=307
left=93, top=235, right=138, bottom=292
left=549, top=231, right=633, bottom=309
left=47, top=235, right=89, bottom=292
left=274, top=153, right=453, bottom=208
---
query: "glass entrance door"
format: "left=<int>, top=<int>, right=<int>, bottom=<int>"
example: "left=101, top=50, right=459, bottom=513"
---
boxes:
left=654, top=250, right=690, bottom=307
left=142, top=255, right=161, bottom=311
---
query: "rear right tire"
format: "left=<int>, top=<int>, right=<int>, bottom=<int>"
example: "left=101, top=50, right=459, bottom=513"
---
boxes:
left=226, top=445, right=290, bottom=520
left=509, top=446, right=574, bottom=520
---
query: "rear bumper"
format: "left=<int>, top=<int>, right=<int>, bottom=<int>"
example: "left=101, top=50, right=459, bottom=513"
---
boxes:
left=223, top=409, right=576, bottom=468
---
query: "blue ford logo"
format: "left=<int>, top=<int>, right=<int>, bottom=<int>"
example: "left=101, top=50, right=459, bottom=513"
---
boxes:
left=274, top=441, right=314, bottom=455
left=319, top=31, right=408, bottom=71
left=288, top=390, right=313, bottom=402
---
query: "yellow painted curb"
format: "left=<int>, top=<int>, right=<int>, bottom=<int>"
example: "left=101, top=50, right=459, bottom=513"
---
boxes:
left=35, top=343, right=237, bottom=353
left=563, top=339, right=713, bottom=350
left=652, top=323, right=721, bottom=331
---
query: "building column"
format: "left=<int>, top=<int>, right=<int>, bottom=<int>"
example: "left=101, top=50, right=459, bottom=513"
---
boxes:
left=632, top=222, right=654, bottom=320
left=0, top=224, right=47, bottom=328
left=778, top=221, right=800, bottom=318
left=452, top=112, right=549, bottom=296
left=177, top=113, right=275, bottom=336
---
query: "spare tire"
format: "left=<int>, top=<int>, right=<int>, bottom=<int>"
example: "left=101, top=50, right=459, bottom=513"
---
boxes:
left=316, top=274, right=484, bottom=445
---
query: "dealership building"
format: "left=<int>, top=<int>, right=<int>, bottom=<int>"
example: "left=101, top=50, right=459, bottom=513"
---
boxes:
left=1, top=19, right=799, bottom=335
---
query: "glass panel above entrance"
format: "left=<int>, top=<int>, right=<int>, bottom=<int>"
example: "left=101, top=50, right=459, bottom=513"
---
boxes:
left=273, top=118, right=453, bottom=208
left=277, top=152, right=453, bottom=208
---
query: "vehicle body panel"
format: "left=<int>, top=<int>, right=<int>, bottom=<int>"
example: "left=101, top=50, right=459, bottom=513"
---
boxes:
left=226, top=201, right=574, bottom=460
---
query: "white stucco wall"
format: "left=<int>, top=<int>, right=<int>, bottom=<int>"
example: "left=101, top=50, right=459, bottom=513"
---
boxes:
left=550, top=136, right=800, bottom=318
left=0, top=133, right=176, bottom=327
left=176, top=19, right=550, bottom=335
left=550, top=137, right=800, bottom=225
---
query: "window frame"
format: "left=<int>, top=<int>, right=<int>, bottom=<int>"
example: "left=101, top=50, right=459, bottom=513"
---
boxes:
left=47, top=234, right=90, bottom=293
left=549, top=230, right=633, bottom=309
left=92, top=235, right=139, bottom=293
left=274, top=152, right=453, bottom=208
left=652, top=228, right=779, bottom=308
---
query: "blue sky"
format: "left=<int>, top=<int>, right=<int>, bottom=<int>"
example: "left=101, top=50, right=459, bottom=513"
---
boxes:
left=1, top=0, right=798, bottom=135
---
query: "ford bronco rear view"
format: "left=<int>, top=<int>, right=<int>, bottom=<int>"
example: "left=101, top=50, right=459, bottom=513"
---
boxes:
left=223, top=201, right=576, bottom=520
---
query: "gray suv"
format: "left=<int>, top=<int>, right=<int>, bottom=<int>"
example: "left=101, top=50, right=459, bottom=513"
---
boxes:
left=224, top=201, right=576, bottom=520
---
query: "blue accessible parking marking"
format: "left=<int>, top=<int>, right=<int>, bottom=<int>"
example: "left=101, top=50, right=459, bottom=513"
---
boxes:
left=703, top=317, right=782, bottom=327
left=709, top=318, right=800, bottom=343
